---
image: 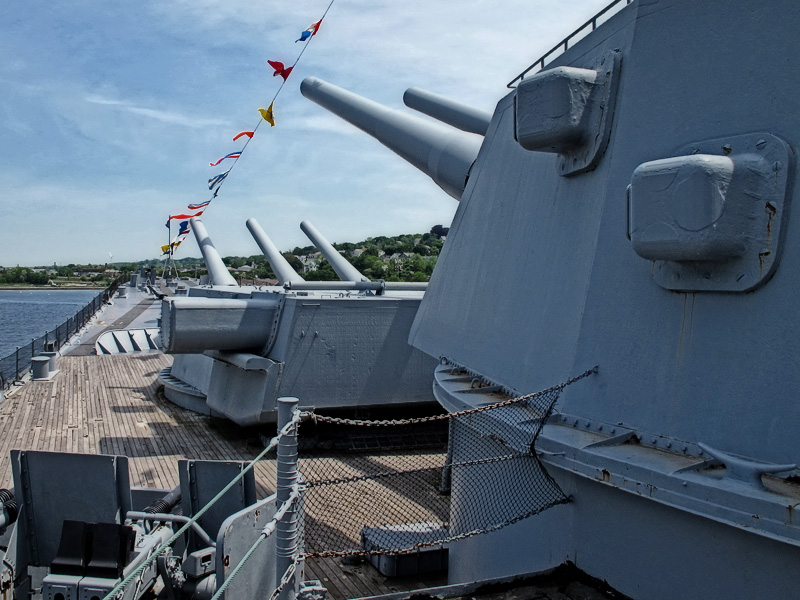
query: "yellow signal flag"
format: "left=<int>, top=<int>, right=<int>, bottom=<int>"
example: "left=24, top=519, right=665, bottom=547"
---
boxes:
left=258, top=102, right=276, bottom=126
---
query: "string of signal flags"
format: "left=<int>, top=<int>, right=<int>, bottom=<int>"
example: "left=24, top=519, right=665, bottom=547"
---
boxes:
left=161, top=3, right=332, bottom=257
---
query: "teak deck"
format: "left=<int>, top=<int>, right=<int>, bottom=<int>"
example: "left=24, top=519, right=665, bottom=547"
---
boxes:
left=0, top=354, right=446, bottom=599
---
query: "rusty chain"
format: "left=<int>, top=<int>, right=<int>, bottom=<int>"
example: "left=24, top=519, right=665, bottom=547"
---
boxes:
left=300, top=365, right=598, bottom=427
left=267, top=556, right=302, bottom=600
left=298, top=366, right=596, bottom=560
left=303, top=494, right=570, bottom=559
left=305, top=453, right=517, bottom=488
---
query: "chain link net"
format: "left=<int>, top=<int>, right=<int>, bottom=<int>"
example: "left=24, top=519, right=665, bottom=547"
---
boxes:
left=298, top=367, right=595, bottom=558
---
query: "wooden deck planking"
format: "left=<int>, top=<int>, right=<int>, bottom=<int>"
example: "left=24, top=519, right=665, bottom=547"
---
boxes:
left=0, top=354, right=258, bottom=490
left=0, top=354, right=450, bottom=599
left=304, top=556, right=448, bottom=600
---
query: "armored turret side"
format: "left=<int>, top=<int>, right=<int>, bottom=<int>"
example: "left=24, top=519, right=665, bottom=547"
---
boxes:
left=410, top=0, right=800, bottom=465
left=304, top=1, right=800, bottom=598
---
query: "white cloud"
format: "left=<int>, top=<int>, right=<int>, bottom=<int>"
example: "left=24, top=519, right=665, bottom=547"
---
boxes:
left=0, top=0, right=619, bottom=265
left=84, top=94, right=232, bottom=128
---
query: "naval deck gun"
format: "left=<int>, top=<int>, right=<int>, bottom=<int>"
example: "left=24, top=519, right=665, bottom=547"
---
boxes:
left=160, top=218, right=437, bottom=425
left=190, top=218, right=238, bottom=287
left=300, top=76, right=484, bottom=200
left=246, top=218, right=305, bottom=285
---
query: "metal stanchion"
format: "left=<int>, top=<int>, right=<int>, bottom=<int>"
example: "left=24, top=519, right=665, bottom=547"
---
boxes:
left=276, top=397, right=300, bottom=600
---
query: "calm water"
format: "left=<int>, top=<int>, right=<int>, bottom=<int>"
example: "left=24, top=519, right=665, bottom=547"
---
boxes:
left=0, top=290, right=100, bottom=358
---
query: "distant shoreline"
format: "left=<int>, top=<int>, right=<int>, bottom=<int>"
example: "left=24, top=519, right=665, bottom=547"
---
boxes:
left=0, top=286, right=105, bottom=291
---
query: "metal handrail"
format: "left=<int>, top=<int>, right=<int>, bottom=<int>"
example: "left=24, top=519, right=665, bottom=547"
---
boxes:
left=507, top=0, right=635, bottom=88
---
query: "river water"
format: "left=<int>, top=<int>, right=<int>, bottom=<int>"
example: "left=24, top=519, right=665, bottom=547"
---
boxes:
left=0, top=289, right=100, bottom=358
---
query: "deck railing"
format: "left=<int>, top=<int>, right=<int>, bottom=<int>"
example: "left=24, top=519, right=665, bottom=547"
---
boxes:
left=507, top=0, right=635, bottom=88
left=0, top=276, right=125, bottom=390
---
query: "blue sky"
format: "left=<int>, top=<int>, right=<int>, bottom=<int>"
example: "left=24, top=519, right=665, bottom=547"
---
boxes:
left=1, top=0, right=612, bottom=267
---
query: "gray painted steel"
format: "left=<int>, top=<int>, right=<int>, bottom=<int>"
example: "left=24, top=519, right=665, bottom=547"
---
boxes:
left=300, top=76, right=482, bottom=200
left=95, top=328, right=161, bottom=354
left=10, top=450, right=132, bottom=571
left=161, top=215, right=437, bottom=425
left=215, top=495, right=278, bottom=599
left=161, top=297, right=279, bottom=353
left=410, top=0, right=800, bottom=468
left=285, top=280, right=427, bottom=292
left=514, top=51, right=621, bottom=176
left=190, top=217, right=238, bottom=287
left=161, top=280, right=436, bottom=424
left=628, top=133, right=791, bottom=292
left=246, top=218, right=305, bottom=284
left=276, top=397, right=300, bottom=600
left=1, top=450, right=282, bottom=600
left=195, top=294, right=436, bottom=425
left=403, top=87, right=491, bottom=136
left=41, top=351, right=57, bottom=372
left=30, top=356, right=49, bottom=380
left=307, top=0, right=800, bottom=597
left=300, top=220, right=367, bottom=282
left=179, top=460, right=257, bottom=554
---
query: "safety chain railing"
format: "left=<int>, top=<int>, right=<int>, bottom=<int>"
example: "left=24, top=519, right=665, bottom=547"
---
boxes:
left=108, top=367, right=597, bottom=599
left=211, top=484, right=302, bottom=600
left=507, top=0, right=635, bottom=88
left=0, top=276, right=125, bottom=390
left=299, top=367, right=597, bottom=560
left=306, top=365, right=598, bottom=427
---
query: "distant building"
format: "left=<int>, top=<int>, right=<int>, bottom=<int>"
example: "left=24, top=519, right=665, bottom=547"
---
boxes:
left=297, top=254, right=321, bottom=273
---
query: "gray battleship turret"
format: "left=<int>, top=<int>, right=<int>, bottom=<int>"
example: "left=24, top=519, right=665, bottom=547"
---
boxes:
left=160, top=217, right=437, bottom=425
left=303, top=1, right=800, bottom=598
